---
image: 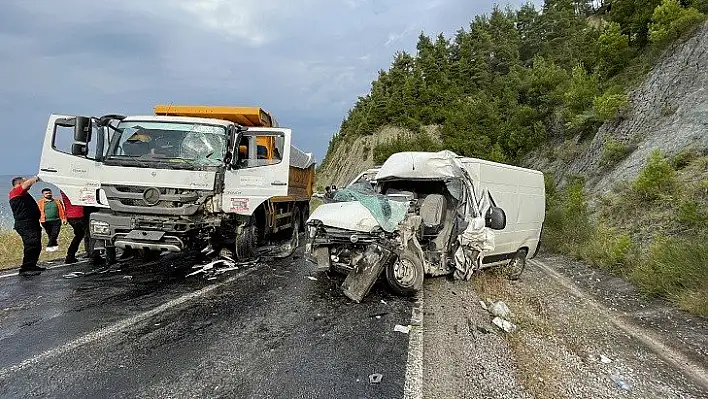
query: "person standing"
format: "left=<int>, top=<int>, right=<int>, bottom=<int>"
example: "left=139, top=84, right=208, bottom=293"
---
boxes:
left=8, top=176, right=46, bottom=276
left=60, top=190, right=88, bottom=264
left=37, top=188, right=66, bottom=252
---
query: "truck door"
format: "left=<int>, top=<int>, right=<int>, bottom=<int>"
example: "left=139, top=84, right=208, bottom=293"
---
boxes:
left=38, top=114, right=107, bottom=207
left=222, top=127, right=291, bottom=215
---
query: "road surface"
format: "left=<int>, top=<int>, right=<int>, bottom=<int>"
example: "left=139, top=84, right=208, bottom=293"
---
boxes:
left=0, top=251, right=416, bottom=398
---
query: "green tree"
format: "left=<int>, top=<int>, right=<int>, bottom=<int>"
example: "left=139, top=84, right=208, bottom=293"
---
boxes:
left=597, top=22, right=632, bottom=78
left=649, top=0, right=705, bottom=46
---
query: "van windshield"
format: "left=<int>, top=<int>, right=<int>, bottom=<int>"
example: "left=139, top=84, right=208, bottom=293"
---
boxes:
left=106, top=121, right=227, bottom=168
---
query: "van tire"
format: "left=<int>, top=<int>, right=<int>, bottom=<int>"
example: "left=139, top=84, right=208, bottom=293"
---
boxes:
left=385, top=251, right=424, bottom=296
left=503, top=249, right=527, bottom=281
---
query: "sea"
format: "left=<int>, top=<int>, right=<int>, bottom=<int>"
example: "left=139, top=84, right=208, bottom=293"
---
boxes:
left=0, top=174, right=60, bottom=231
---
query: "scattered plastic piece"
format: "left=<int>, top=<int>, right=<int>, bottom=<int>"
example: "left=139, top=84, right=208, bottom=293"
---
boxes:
left=394, top=324, right=411, bottom=334
left=492, top=316, right=517, bottom=333
left=380, top=300, right=388, bottom=305
left=369, top=373, right=383, bottom=384
left=488, top=301, right=511, bottom=319
left=479, top=300, right=488, bottom=311
left=609, top=375, right=631, bottom=391
left=306, top=276, right=318, bottom=281
left=123, top=275, right=133, bottom=280
left=600, top=355, right=612, bottom=364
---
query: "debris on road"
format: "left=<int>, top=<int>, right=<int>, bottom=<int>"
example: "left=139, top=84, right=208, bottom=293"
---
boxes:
left=186, top=256, right=257, bottom=279
left=488, top=301, right=511, bottom=319
left=369, top=373, right=383, bottom=384
left=306, top=276, right=318, bottom=281
left=62, top=272, right=85, bottom=279
left=600, top=354, right=613, bottom=364
left=394, top=324, right=411, bottom=334
left=123, top=275, right=133, bottom=280
left=609, top=375, right=632, bottom=391
left=492, top=316, right=517, bottom=333
left=380, top=299, right=388, bottom=305
left=479, top=300, right=488, bottom=311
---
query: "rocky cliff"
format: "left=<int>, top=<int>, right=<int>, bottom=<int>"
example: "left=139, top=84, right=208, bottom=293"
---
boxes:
left=525, top=21, right=708, bottom=195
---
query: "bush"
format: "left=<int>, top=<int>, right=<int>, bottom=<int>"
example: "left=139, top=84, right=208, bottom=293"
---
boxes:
left=594, top=91, right=629, bottom=121
left=631, top=236, right=708, bottom=317
left=581, top=225, right=637, bottom=274
left=564, top=65, right=600, bottom=113
left=677, top=200, right=708, bottom=230
left=649, top=0, right=705, bottom=46
left=542, top=176, right=593, bottom=254
left=600, top=137, right=633, bottom=168
left=632, top=149, right=677, bottom=201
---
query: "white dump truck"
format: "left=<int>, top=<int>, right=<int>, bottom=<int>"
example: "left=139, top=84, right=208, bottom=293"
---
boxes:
left=38, top=105, right=316, bottom=260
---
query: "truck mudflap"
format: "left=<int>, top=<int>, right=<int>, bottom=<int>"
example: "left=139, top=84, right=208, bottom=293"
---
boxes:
left=341, top=244, right=393, bottom=303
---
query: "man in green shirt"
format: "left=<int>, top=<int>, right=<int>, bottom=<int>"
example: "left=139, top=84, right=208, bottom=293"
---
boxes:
left=37, top=188, right=66, bottom=252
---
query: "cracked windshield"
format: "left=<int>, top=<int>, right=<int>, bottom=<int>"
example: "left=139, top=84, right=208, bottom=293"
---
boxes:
left=109, top=121, right=226, bottom=167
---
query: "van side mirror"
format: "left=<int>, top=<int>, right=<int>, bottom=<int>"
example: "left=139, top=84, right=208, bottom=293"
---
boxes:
left=486, top=206, right=506, bottom=230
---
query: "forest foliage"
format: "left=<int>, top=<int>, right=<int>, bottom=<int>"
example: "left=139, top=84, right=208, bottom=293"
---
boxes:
left=321, top=0, right=705, bottom=167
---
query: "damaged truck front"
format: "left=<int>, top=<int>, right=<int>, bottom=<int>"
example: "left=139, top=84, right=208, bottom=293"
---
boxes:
left=38, top=106, right=315, bottom=262
left=305, top=151, right=507, bottom=302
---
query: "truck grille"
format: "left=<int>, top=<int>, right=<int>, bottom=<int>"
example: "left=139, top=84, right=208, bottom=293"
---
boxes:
left=103, top=185, right=211, bottom=216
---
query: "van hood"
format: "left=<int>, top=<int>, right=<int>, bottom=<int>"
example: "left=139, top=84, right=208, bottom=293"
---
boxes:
left=307, top=202, right=381, bottom=233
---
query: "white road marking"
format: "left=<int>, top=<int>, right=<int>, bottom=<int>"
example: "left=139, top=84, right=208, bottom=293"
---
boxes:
left=0, top=267, right=257, bottom=379
left=404, top=291, right=424, bottom=399
left=0, top=260, right=89, bottom=279
left=530, top=259, right=708, bottom=391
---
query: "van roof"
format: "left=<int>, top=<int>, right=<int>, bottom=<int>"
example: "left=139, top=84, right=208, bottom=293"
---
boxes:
left=458, top=156, right=543, bottom=176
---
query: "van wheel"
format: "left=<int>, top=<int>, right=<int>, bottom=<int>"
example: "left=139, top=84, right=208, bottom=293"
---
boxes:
left=385, top=251, right=424, bottom=297
left=235, top=224, right=258, bottom=259
left=502, top=249, right=527, bottom=281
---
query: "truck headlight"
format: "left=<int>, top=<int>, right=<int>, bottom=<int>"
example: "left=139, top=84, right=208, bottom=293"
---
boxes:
left=90, top=220, right=110, bottom=235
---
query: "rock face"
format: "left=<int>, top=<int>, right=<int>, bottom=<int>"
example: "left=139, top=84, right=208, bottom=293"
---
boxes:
left=531, top=22, right=708, bottom=195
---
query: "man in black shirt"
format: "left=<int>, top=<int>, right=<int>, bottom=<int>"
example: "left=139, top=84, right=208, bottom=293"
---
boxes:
left=8, top=176, right=46, bottom=276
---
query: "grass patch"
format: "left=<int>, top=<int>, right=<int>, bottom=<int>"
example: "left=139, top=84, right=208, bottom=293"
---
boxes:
left=600, top=136, right=636, bottom=168
left=0, top=227, right=74, bottom=270
left=542, top=151, right=708, bottom=317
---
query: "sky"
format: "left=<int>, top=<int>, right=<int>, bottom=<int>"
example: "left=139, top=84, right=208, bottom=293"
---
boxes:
left=0, top=0, right=528, bottom=174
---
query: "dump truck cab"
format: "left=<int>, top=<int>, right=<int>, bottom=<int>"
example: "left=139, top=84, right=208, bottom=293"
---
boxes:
left=38, top=106, right=315, bottom=260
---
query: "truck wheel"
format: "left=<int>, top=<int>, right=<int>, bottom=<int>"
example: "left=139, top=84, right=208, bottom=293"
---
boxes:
left=385, top=251, right=424, bottom=297
left=502, top=249, right=527, bottom=281
left=235, top=224, right=258, bottom=259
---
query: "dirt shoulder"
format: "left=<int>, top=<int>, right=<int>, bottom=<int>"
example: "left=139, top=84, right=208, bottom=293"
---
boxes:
left=423, top=253, right=708, bottom=399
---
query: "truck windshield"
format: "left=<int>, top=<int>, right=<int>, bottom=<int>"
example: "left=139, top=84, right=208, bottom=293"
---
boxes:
left=106, top=121, right=227, bottom=167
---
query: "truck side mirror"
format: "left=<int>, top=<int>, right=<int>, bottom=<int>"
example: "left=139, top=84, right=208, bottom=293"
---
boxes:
left=74, top=116, right=92, bottom=144
left=486, top=206, right=506, bottom=230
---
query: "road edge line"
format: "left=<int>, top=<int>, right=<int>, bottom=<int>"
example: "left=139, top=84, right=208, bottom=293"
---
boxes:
left=530, top=259, right=708, bottom=391
left=404, top=291, right=424, bottom=399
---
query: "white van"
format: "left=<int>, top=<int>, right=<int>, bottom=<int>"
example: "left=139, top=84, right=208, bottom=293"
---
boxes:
left=458, top=157, right=545, bottom=270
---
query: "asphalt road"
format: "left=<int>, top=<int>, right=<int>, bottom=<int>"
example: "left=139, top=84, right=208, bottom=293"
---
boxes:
left=0, top=250, right=416, bottom=398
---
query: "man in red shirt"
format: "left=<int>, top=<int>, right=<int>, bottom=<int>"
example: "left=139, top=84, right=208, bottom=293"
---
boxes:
left=8, top=176, right=46, bottom=276
left=60, top=190, right=89, bottom=264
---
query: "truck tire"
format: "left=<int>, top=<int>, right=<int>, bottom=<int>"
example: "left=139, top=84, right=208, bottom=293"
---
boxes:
left=385, top=251, right=424, bottom=297
left=235, top=224, right=258, bottom=259
left=502, top=249, right=527, bottom=281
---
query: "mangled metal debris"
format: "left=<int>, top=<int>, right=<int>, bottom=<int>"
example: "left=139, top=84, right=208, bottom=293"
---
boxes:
left=492, top=316, right=517, bottom=333
left=187, top=256, right=257, bottom=279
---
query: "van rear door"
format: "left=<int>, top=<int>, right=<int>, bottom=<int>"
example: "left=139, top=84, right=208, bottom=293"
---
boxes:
left=38, top=114, right=107, bottom=207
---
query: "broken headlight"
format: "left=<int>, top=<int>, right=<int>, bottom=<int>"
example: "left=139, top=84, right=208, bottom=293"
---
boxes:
left=90, top=220, right=110, bottom=235
left=308, top=225, right=318, bottom=239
